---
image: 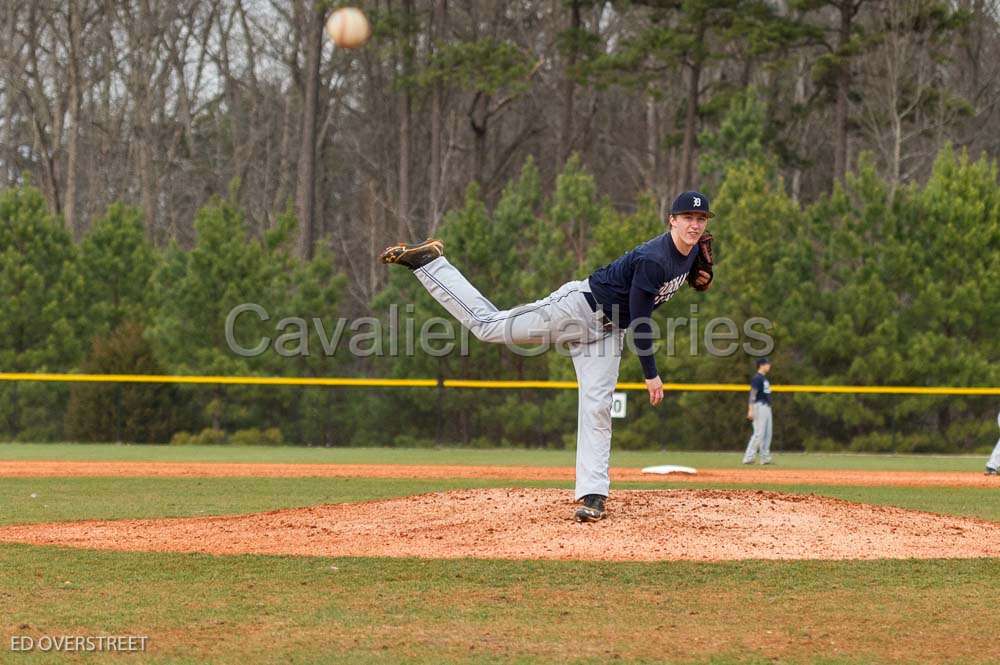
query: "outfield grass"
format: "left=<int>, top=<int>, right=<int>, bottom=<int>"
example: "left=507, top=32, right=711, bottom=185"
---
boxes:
left=0, top=442, right=992, bottom=471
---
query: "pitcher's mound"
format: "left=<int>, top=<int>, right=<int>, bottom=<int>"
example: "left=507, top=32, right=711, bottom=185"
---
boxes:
left=1, top=488, right=997, bottom=561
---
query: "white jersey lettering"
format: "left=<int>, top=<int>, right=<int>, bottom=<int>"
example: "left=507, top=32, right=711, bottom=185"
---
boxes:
left=654, top=274, right=688, bottom=306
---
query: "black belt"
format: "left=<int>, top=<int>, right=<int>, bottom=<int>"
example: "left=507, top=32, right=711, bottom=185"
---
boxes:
left=583, top=292, right=615, bottom=331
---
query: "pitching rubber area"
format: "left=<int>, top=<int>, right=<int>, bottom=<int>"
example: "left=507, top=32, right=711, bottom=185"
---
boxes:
left=0, top=461, right=997, bottom=561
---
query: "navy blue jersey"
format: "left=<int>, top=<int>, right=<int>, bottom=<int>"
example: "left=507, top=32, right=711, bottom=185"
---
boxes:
left=587, top=233, right=697, bottom=327
left=750, top=373, right=772, bottom=405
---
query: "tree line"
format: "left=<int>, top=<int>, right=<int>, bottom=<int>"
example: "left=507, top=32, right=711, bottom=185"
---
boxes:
left=2, top=0, right=999, bottom=313
left=2, top=94, right=998, bottom=451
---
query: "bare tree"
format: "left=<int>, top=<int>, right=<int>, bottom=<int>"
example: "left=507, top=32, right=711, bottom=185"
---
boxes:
left=294, top=0, right=324, bottom=259
left=557, top=0, right=582, bottom=168
left=63, top=0, right=84, bottom=237
left=0, top=0, right=997, bottom=262
left=397, top=0, right=414, bottom=239
left=858, top=1, right=931, bottom=201
left=831, top=0, right=867, bottom=182
left=951, top=0, right=1000, bottom=162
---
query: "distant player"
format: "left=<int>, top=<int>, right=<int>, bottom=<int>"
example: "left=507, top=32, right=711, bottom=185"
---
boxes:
left=986, top=409, right=1000, bottom=476
left=742, top=357, right=773, bottom=465
left=381, top=191, right=715, bottom=522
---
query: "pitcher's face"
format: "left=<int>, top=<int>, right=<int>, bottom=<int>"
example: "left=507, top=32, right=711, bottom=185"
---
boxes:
left=669, top=212, right=709, bottom=247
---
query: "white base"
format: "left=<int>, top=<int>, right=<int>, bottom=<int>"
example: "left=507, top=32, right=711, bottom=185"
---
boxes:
left=641, top=464, right=698, bottom=475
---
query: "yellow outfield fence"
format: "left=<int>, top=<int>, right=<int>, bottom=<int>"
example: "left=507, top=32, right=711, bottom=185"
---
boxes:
left=1, top=373, right=998, bottom=396
left=0, top=373, right=437, bottom=388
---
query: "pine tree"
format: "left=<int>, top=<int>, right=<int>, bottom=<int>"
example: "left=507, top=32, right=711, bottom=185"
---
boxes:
left=698, top=89, right=776, bottom=189
left=146, top=195, right=293, bottom=434
left=267, top=243, right=350, bottom=445
left=78, top=203, right=156, bottom=335
left=65, top=321, right=182, bottom=443
left=0, top=185, right=84, bottom=440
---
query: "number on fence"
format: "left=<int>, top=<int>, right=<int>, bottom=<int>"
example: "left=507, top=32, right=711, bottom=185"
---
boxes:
left=611, top=392, right=627, bottom=419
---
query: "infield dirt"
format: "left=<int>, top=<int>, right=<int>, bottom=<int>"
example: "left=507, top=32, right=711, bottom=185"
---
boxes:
left=0, top=460, right=996, bottom=487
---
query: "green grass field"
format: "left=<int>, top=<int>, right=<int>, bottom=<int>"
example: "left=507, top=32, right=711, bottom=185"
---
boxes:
left=0, top=442, right=991, bottom=471
left=5, top=477, right=1000, bottom=525
left=1, top=444, right=998, bottom=664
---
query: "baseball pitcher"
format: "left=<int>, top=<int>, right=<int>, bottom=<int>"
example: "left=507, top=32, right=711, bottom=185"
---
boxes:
left=380, top=191, right=715, bottom=522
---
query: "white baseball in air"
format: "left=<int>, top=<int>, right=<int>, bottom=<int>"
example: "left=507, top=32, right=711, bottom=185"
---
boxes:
left=325, top=7, right=372, bottom=49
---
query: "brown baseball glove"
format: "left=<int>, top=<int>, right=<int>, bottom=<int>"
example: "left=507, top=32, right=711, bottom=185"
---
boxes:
left=687, top=232, right=713, bottom=291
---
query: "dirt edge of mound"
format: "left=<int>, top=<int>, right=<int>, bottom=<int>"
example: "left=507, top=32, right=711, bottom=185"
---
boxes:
left=1, top=488, right=997, bottom=562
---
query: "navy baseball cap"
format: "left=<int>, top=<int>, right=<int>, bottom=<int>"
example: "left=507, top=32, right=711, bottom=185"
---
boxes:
left=670, top=191, right=714, bottom=218
left=755, top=357, right=771, bottom=367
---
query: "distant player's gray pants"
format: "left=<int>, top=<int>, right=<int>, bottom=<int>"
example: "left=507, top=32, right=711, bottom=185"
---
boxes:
left=989, top=410, right=1000, bottom=471
left=414, top=257, right=622, bottom=499
left=743, top=403, right=772, bottom=464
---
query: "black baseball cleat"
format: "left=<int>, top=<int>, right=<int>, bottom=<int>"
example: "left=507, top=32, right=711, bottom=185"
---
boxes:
left=574, top=494, right=607, bottom=522
left=379, top=239, right=444, bottom=270
left=986, top=467, right=998, bottom=476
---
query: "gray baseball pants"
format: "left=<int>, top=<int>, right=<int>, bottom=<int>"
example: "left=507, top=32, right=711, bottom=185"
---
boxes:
left=414, top=257, right=623, bottom=499
left=988, top=410, right=1000, bottom=471
left=743, top=403, right=773, bottom=464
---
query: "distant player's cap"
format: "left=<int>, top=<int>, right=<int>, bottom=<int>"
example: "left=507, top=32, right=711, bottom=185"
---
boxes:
left=670, top=191, right=714, bottom=218
left=755, top=357, right=771, bottom=367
